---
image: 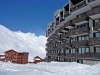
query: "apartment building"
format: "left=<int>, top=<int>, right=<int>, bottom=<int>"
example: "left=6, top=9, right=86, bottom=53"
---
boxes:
left=46, top=0, right=100, bottom=64
left=5, top=49, right=29, bottom=64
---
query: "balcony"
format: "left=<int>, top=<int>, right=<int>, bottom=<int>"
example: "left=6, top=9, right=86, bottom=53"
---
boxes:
left=89, top=37, right=100, bottom=46
left=87, top=6, right=100, bottom=16
left=71, top=40, right=89, bottom=47
left=71, top=27, right=89, bottom=36
left=70, top=0, right=87, bottom=13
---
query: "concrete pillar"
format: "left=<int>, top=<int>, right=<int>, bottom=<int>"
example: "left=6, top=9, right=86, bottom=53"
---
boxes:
left=63, top=8, right=65, bottom=19
left=89, top=18, right=93, bottom=38
left=89, top=18, right=94, bottom=52
left=69, top=0, right=71, bottom=14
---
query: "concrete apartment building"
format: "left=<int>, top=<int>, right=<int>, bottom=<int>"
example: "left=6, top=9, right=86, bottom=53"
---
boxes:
left=5, top=49, right=29, bottom=64
left=46, top=0, right=100, bottom=64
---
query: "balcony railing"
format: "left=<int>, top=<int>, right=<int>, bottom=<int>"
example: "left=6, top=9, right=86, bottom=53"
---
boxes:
left=71, top=27, right=89, bottom=36
left=71, top=40, right=89, bottom=47
left=70, top=0, right=87, bottom=13
left=89, top=37, right=100, bottom=46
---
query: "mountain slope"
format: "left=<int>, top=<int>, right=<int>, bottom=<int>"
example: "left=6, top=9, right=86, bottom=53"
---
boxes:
left=0, top=25, right=47, bottom=61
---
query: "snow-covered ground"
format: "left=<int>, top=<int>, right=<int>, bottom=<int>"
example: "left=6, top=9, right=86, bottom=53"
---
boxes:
left=0, top=61, right=100, bottom=75
left=0, top=25, right=47, bottom=61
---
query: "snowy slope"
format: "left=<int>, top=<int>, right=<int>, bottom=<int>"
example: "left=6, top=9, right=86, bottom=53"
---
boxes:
left=0, top=62, right=100, bottom=75
left=0, top=25, right=47, bottom=61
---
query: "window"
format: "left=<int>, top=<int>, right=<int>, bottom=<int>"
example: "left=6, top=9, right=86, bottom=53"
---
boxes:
left=79, top=48, right=82, bottom=53
left=82, top=48, right=85, bottom=53
left=73, top=49, right=76, bottom=53
left=86, top=48, right=89, bottom=52
left=96, top=48, right=100, bottom=53
left=95, top=32, right=100, bottom=37
left=71, top=49, right=73, bottom=53
left=78, top=36, right=81, bottom=41
left=66, top=50, right=69, bottom=53
left=82, top=36, right=85, bottom=40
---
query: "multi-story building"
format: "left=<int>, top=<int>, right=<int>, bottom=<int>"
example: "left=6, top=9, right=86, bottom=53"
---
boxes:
left=5, top=49, right=29, bottom=64
left=46, top=0, right=100, bottom=64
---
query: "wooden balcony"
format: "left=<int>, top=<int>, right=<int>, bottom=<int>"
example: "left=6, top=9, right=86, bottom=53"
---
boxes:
left=70, top=0, right=87, bottom=13
left=89, top=37, right=100, bottom=46
left=71, top=27, right=89, bottom=35
left=71, top=40, right=89, bottom=47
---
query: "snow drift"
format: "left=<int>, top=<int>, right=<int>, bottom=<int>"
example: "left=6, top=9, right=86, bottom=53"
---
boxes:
left=0, top=25, right=47, bottom=61
left=0, top=62, right=100, bottom=75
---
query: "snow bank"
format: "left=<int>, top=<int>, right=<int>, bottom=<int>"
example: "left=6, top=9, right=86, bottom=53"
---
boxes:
left=0, top=62, right=100, bottom=75
left=0, top=25, right=47, bottom=61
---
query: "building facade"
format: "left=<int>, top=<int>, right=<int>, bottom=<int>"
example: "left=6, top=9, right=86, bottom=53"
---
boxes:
left=5, top=49, right=29, bottom=64
left=46, top=0, right=100, bottom=64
